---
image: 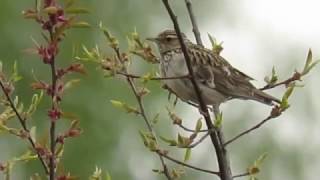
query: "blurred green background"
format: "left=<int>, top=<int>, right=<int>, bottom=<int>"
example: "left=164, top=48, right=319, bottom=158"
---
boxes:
left=1, top=0, right=319, bottom=180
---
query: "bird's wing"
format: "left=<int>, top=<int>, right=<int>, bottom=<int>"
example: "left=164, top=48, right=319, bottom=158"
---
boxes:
left=187, top=44, right=279, bottom=104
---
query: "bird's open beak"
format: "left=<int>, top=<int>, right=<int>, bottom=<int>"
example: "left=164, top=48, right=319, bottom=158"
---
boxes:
left=146, top=37, right=158, bottom=42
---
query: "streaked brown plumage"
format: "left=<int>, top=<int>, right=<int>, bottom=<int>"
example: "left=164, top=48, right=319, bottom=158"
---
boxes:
left=148, top=30, right=280, bottom=107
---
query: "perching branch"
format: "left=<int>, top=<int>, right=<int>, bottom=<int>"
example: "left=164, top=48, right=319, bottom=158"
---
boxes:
left=161, top=0, right=233, bottom=179
left=0, top=80, right=49, bottom=174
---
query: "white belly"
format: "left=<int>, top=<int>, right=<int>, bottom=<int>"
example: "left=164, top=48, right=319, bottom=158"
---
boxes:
left=160, top=52, right=227, bottom=105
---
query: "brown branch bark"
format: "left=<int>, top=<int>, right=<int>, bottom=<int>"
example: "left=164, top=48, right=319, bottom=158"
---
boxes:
left=48, top=29, right=57, bottom=180
left=161, top=0, right=233, bottom=179
left=223, top=115, right=273, bottom=147
left=157, top=151, right=220, bottom=176
left=184, top=0, right=203, bottom=47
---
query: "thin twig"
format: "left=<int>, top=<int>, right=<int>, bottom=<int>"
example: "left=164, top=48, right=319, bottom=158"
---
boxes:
left=187, top=131, right=210, bottom=148
left=112, top=47, right=172, bottom=180
left=178, top=124, right=208, bottom=133
left=233, top=172, right=250, bottom=178
left=0, top=80, right=49, bottom=174
left=117, top=71, right=190, bottom=80
left=161, top=1, right=233, bottom=179
left=157, top=151, right=220, bottom=176
left=260, top=72, right=301, bottom=90
left=184, top=0, right=203, bottom=46
left=223, top=116, right=273, bottom=147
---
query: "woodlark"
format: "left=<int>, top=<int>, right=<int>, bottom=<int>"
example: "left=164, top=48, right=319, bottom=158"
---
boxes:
left=148, top=30, right=280, bottom=108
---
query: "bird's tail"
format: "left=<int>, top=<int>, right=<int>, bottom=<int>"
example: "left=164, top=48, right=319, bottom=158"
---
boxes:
left=252, top=89, right=281, bottom=105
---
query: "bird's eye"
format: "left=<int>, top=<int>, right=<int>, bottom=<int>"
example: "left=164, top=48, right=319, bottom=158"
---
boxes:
left=166, top=37, right=172, bottom=42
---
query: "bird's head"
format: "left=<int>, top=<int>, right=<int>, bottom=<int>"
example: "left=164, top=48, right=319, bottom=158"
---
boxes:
left=147, top=30, right=188, bottom=53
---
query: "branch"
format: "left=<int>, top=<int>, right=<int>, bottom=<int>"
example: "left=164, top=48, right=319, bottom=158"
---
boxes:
left=48, top=29, right=57, bottom=180
left=112, top=47, right=172, bottom=180
left=260, top=71, right=301, bottom=90
left=233, top=172, right=250, bottom=178
left=187, top=131, right=210, bottom=148
left=223, top=115, right=273, bottom=147
left=157, top=150, right=220, bottom=176
left=161, top=1, right=233, bottom=179
left=116, top=71, right=190, bottom=80
left=184, top=0, right=203, bottom=46
left=0, top=80, right=49, bottom=174
left=178, top=124, right=208, bottom=133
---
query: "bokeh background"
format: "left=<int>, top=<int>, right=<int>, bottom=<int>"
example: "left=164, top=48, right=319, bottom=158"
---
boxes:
left=1, top=0, right=319, bottom=179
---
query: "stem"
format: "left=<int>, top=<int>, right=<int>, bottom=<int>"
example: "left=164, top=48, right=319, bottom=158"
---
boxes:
left=48, top=29, right=57, bottom=180
left=224, top=116, right=273, bottom=147
left=116, top=71, right=190, bottom=80
left=161, top=1, right=233, bottom=179
left=0, top=80, right=49, bottom=174
left=184, top=0, right=203, bottom=46
left=158, top=151, right=220, bottom=176
left=113, top=48, right=172, bottom=180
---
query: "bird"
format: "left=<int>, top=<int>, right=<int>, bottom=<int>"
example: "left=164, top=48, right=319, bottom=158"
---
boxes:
left=147, top=29, right=280, bottom=110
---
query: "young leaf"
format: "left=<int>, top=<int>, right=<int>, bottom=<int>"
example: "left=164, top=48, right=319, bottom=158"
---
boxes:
left=184, top=148, right=192, bottom=162
left=195, top=118, right=202, bottom=132
left=214, top=112, right=223, bottom=128
left=160, top=136, right=177, bottom=146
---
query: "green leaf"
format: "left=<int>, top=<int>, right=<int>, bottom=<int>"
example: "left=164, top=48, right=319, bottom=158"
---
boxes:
left=160, top=136, right=177, bottom=146
left=214, top=112, right=223, bottom=128
left=71, top=21, right=91, bottom=28
left=195, top=118, right=202, bottom=132
left=184, top=148, right=192, bottom=162
left=303, top=60, right=319, bottom=75
left=106, top=171, right=112, bottom=180
left=43, top=6, right=59, bottom=14
left=270, top=66, right=278, bottom=84
left=64, top=79, right=81, bottom=90
left=110, top=100, right=139, bottom=114
left=177, top=133, right=191, bottom=147
left=281, top=85, right=295, bottom=109
left=30, top=126, right=36, bottom=142
left=304, top=48, right=313, bottom=71
left=90, top=166, right=102, bottom=180
left=11, top=61, right=22, bottom=82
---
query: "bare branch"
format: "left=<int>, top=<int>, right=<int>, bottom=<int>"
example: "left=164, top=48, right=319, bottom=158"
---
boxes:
left=116, top=71, right=190, bottom=80
left=0, top=80, right=49, bottom=174
left=233, top=172, right=250, bottom=178
left=184, top=0, right=203, bottom=46
left=157, top=151, right=220, bottom=176
left=223, top=115, right=273, bottom=147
